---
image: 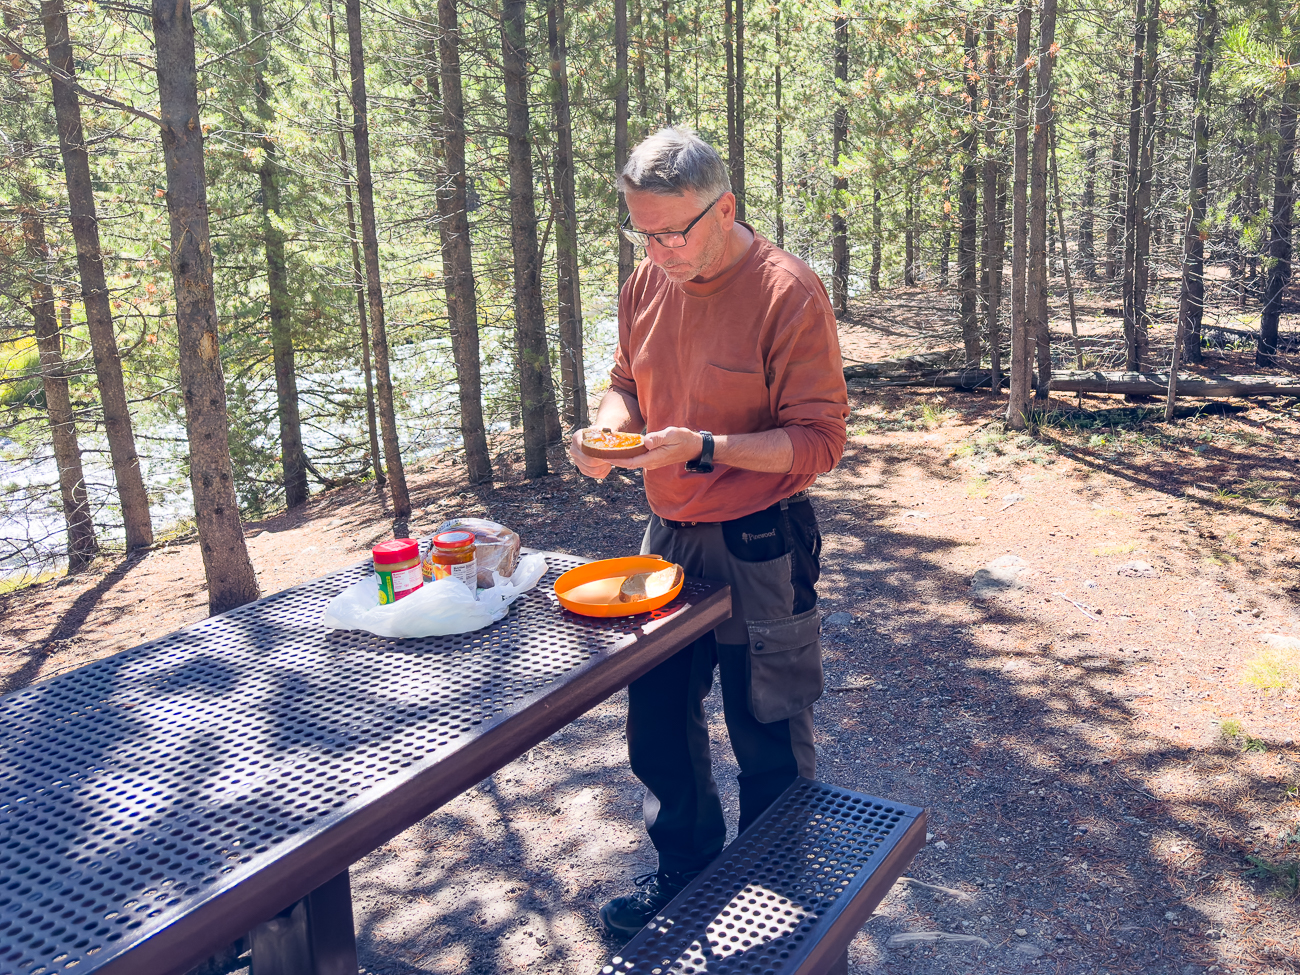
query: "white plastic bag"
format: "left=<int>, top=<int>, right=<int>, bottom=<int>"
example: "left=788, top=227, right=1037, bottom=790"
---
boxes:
left=322, top=553, right=548, bottom=638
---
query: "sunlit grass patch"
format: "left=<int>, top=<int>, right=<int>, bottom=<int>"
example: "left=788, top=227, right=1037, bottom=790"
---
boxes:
left=966, top=475, right=990, bottom=498
left=1243, top=646, right=1300, bottom=692
left=1092, top=541, right=1138, bottom=556
left=0, top=569, right=62, bottom=596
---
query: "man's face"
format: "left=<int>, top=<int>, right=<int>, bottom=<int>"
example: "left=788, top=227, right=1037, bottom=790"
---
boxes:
left=624, top=189, right=735, bottom=284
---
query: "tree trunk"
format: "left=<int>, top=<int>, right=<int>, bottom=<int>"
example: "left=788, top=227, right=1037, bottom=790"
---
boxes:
left=344, top=0, right=410, bottom=519
left=40, top=0, right=153, bottom=549
left=940, top=209, right=951, bottom=287
left=1106, top=78, right=1125, bottom=280
left=830, top=9, right=849, bottom=315
left=724, top=0, right=745, bottom=220
left=904, top=185, right=916, bottom=286
left=1079, top=125, right=1097, bottom=279
left=982, top=15, right=1004, bottom=390
left=549, top=0, right=587, bottom=431
left=870, top=187, right=882, bottom=291
left=432, top=0, right=494, bottom=483
left=773, top=7, right=783, bottom=249
left=22, top=211, right=97, bottom=572
left=662, top=0, right=672, bottom=125
left=1175, top=0, right=1216, bottom=372
left=150, top=0, right=259, bottom=613
left=958, top=20, right=980, bottom=367
left=615, top=0, right=634, bottom=286
left=1131, top=0, right=1160, bottom=378
left=502, top=0, right=559, bottom=478
left=1029, top=0, right=1057, bottom=404
left=632, top=0, right=646, bottom=133
left=1005, top=0, right=1032, bottom=429
left=326, top=0, right=383, bottom=487
left=1260, top=75, right=1297, bottom=366
left=249, top=0, right=307, bottom=509
left=1121, top=0, right=1148, bottom=370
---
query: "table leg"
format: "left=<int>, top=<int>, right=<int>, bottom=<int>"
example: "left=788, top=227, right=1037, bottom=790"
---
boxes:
left=249, top=869, right=358, bottom=975
left=821, top=947, right=849, bottom=975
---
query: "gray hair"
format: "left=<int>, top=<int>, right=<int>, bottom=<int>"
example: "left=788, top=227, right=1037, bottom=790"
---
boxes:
left=617, top=126, right=731, bottom=201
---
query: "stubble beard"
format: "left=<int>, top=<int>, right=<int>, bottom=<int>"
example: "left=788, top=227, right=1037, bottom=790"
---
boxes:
left=657, top=219, right=727, bottom=284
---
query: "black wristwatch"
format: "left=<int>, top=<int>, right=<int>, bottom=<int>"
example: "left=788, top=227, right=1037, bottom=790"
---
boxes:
left=685, top=430, right=714, bottom=473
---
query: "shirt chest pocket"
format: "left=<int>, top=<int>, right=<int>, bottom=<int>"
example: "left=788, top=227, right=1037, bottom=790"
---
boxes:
left=689, top=362, right=770, bottom=433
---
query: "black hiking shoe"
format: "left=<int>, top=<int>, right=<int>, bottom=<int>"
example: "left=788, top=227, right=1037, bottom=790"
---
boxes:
left=599, top=871, right=690, bottom=939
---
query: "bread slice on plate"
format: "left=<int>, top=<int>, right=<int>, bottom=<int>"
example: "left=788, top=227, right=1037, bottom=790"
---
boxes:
left=619, top=564, right=683, bottom=602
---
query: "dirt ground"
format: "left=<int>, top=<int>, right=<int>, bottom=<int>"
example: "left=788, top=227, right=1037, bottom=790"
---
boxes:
left=2, top=286, right=1299, bottom=975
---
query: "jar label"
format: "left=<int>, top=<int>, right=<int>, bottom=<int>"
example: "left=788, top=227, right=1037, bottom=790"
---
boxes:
left=376, top=565, right=423, bottom=604
left=432, top=556, right=477, bottom=594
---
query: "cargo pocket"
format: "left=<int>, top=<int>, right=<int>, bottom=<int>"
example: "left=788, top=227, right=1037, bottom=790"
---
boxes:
left=746, top=607, right=824, bottom=724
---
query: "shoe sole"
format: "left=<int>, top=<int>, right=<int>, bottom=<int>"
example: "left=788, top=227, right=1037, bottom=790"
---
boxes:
left=598, top=903, right=651, bottom=941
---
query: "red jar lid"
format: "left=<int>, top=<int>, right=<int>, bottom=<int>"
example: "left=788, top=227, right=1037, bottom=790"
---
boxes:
left=433, top=530, right=476, bottom=551
left=372, top=538, right=419, bottom=565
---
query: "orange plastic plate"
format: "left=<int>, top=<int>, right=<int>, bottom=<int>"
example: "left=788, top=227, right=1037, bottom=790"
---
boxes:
left=553, top=556, right=684, bottom=618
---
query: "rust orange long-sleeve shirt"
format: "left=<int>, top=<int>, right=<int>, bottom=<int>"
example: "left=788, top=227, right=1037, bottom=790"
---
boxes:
left=609, top=231, right=849, bottom=522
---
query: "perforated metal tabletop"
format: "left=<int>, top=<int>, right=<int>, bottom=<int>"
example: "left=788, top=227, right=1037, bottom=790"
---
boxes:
left=0, top=549, right=729, bottom=975
left=603, top=780, right=926, bottom=975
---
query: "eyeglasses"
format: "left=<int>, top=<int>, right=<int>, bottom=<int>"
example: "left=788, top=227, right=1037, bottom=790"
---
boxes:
left=619, top=195, right=723, bottom=248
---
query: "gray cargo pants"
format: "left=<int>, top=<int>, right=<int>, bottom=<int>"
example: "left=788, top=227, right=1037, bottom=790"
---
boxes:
left=627, top=495, right=823, bottom=877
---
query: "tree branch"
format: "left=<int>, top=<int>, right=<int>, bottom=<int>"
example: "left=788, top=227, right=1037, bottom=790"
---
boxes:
left=0, top=35, right=162, bottom=127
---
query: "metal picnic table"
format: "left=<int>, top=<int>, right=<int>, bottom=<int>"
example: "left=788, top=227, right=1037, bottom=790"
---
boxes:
left=0, top=547, right=731, bottom=975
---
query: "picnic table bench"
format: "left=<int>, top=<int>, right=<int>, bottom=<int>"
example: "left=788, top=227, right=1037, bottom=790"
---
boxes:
left=0, top=547, right=730, bottom=975
left=602, top=779, right=926, bottom=975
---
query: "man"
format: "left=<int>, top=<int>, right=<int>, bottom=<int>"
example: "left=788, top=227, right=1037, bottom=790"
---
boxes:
left=568, top=127, right=849, bottom=939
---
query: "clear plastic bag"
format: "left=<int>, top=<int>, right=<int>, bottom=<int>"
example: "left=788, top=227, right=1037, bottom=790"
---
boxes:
left=322, top=553, right=548, bottom=638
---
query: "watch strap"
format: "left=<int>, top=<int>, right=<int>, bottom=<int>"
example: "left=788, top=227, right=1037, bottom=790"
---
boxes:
left=685, top=430, right=714, bottom=473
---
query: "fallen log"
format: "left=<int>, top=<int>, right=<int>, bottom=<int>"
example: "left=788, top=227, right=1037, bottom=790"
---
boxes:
left=842, top=351, right=963, bottom=379
left=850, top=369, right=1300, bottom=398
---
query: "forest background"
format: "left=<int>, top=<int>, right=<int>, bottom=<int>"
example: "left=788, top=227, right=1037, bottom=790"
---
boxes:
left=0, top=0, right=1295, bottom=612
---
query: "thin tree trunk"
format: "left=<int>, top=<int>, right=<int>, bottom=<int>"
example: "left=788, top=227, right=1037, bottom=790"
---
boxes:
left=40, top=0, right=153, bottom=549
left=502, top=0, right=558, bottom=478
left=662, top=0, right=672, bottom=125
left=250, top=0, right=307, bottom=508
left=1259, top=74, right=1297, bottom=366
left=150, top=0, right=259, bottom=613
left=1131, top=0, right=1160, bottom=378
left=615, top=0, right=634, bottom=286
left=831, top=9, right=849, bottom=314
left=1122, top=0, right=1148, bottom=369
left=344, top=0, right=410, bottom=519
left=1106, top=78, right=1125, bottom=280
left=1050, top=122, right=1083, bottom=370
left=1079, top=125, right=1097, bottom=279
left=724, top=0, right=735, bottom=204
left=870, top=187, right=882, bottom=291
left=1029, top=0, right=1057, bottom=404
left=549, top=0, right=587, bottom=431
left=326, top=0, right=383, bottom=487
left=1005, top=0, right=1032, bottom=429
left=428, top=0, right=492, bottom=483
left=1174, top=0, right=1216, bottom=372
left=982, top=15, right=1004, bottom=390
left=732, top=0, right=745, bottom=219
left=774, top=8, right=783, bottom=249
left=904, top=185, right=916, bottom=286
left=632, top=0, right=646, bottom=133
left=958, top=20, right=980, bottom=367
left=22, top=211, right=97, bottom=572
left=940, top=207, right=951, bottom=287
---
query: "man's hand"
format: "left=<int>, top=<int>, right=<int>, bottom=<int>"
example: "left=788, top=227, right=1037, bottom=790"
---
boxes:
left=568, top=428, right=614, bottom=480
left=623, top=427, right=703, bottom=471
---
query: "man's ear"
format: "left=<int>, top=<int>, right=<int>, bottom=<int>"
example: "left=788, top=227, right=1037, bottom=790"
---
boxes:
left=716, top=191, right=738, bottom=224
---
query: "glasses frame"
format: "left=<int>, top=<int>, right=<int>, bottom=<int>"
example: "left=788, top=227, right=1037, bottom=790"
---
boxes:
left=619, top=194, right=724, bottom=249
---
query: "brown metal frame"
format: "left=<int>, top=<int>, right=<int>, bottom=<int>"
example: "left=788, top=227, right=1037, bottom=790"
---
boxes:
left=1, top=551, right=729, bottom=975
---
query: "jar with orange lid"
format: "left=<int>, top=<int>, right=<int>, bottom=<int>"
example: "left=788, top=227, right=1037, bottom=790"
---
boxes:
left=373, top=538, right=423, bottom=604
left=424, top=530, right=477, bottom=595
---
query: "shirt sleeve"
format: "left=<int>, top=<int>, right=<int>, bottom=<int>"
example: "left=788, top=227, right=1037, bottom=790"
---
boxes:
left=767, top=277, right=849, bottom=477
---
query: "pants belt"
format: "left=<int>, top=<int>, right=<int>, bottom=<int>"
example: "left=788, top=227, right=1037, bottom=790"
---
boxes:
left=658, top=490, right=809, bottom=530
